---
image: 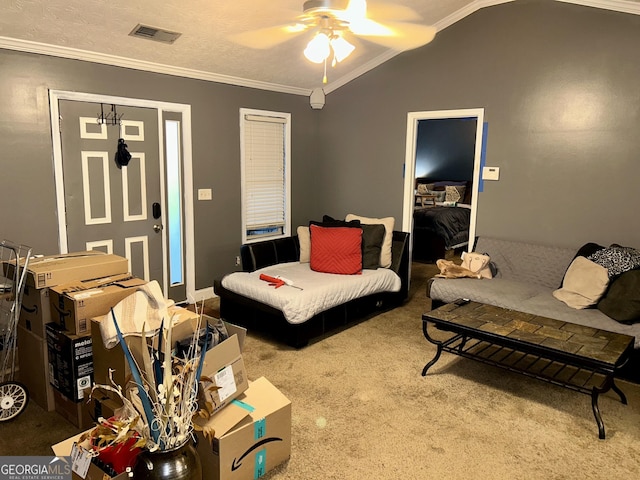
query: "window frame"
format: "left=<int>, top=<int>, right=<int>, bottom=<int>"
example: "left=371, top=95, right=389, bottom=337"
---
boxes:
left=239, top=108, right=291, bottom=244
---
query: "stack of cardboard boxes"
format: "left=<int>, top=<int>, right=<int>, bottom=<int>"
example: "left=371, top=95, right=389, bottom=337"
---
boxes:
left=15, top=251, right=131, bottom=422
left=50, top=280, right=292, bottom=480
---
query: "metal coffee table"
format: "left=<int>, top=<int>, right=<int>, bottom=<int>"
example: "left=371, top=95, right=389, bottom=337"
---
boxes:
left=422, top=300, right=634, bottom=439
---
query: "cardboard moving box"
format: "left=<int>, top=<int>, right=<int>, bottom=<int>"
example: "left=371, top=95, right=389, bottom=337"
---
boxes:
left=197, top=377, right=292, bottom=480
left=46, top=323, right=93, bottom=402
left=19, top=284, right=52, bottom=337
left=91, top=310, right=247, bottom=412
left=50, top=274, right=146, bottom=335
left=23, top=251, right=129, bottom=289
left=52, top=431, right=129, bottom=480
left=17, top=325, right=55, bottom=411
left=53, top=389, right=94, bottom=430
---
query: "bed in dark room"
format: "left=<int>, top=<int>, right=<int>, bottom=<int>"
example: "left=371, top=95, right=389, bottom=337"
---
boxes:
left=412, top=178, right=472, bottom=262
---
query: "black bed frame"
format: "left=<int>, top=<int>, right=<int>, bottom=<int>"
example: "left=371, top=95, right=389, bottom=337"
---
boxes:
left=213, top=231, right=410, bottom=348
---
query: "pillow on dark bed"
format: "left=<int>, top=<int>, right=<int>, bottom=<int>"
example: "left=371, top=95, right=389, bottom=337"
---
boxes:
left=319, top=215, right=385, bottom=269
left=310, top=224, right=362, bottom=275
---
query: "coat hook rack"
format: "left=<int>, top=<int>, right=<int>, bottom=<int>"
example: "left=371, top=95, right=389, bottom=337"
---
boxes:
left=97, top=103, right=124, bottom=126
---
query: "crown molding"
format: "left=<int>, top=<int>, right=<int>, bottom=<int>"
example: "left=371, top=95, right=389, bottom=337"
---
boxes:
left=0, top=36, right=311, bottom=97
left=2, top=0, right=639, bottom=98
left=555, top=0, right=640, bottom=15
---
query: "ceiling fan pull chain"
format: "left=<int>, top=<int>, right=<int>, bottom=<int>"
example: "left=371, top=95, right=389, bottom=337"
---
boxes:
left=323, top=57, right=328, bottom=84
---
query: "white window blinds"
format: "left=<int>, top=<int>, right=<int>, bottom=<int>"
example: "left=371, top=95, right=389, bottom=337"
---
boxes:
left=240, top=109, right=291, bottom=242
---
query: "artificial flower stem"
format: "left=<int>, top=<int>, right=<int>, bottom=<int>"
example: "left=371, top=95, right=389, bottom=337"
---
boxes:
left=110, top=308, right=160, bottom=446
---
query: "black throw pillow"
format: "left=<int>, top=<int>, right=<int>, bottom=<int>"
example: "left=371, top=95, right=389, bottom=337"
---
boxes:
left=597, top=269, right=640, bottom=324
left=320, top=215, right=385, bottom=269
left=360, top=224, right=386, bottom=269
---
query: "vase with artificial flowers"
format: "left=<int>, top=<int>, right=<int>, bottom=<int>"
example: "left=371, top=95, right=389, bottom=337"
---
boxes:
left=83, top=308, right=220, bottom=479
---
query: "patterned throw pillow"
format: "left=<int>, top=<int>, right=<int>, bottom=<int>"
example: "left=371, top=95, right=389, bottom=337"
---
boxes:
left=445, top=185, right=465, bottom=203
left=588, top=245, right=640, bottom=278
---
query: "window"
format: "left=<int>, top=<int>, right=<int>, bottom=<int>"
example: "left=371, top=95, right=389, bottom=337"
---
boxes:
left=240, top=108, right=291, bottom=243
left=165, top=119, right=184, bottom=286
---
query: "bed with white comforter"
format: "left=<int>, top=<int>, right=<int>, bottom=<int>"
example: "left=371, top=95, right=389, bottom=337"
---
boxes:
left=221, top=262, right=402, bottom=325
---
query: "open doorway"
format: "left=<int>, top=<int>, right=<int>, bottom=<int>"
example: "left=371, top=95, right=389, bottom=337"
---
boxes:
left=402, top=108, right=485, bottom=262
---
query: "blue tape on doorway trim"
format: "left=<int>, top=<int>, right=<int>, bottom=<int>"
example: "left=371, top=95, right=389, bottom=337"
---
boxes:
left=478, top=122, right=488, bottom=193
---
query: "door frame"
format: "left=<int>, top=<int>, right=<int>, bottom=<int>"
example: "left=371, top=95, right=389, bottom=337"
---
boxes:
left=48, top=90, right=199, bottom=301
left=402, top=108, right=485, bottom=252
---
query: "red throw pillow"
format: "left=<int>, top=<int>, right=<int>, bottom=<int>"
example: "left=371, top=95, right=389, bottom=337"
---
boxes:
left=310, top=224, right=363, bottom=275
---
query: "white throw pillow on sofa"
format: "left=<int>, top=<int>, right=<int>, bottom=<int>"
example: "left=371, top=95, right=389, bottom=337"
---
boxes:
left=345, top=214, right=394, bottom=268
left=553, top=256, right=609, bottom=309
left=297, top=226, right=310, bottom=263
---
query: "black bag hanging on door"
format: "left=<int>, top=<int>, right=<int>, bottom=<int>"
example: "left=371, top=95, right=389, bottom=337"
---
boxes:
left=115, top=138, right=132, bottom=167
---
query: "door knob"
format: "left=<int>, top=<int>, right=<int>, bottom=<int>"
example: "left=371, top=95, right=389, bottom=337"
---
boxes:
left=153, top=224, right=163, bottom=233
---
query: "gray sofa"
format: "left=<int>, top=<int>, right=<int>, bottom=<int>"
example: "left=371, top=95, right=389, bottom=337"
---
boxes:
left=427, top=237, right=640, bottom=349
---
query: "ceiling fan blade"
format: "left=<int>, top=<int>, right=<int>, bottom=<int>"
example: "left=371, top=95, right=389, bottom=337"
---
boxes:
left=229, top=23, right=310, bottom=49
left=354, top=21, right=437, bottom=50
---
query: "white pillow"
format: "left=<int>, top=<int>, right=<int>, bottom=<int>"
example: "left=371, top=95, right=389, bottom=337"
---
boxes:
left=552, top=256, right=609, bottom=309
left=297, top=226, right=310, bottom=263
left=345, top=214, right=394, bottom=268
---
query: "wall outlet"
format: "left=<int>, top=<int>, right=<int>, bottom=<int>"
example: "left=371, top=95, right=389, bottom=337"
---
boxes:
left=235, top=256, right=241, bottom=266
left=198, top=188, right=212, bottom=200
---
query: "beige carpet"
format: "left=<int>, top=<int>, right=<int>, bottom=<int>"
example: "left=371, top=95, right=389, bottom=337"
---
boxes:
left=4, top=262, right=640, bottom=479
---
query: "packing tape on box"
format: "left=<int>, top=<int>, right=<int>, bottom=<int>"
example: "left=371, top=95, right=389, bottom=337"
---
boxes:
left=230, top=399, right=267, bottom=440
left=231, top=398, right=255, bottom=412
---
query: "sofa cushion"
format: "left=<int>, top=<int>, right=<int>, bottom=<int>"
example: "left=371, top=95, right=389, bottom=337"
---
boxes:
left=428, top=277, right=548, bottom=308
left=597, top=269, right=640, bottom=324
left=552, top=256, right=609, bottom=309
left=360, top=224, right=385, bottom=270
left=587, top=245, right=640, bottom=278
left=310, top=224, right=362, bottom=275
left=474, top=237, right=575, bottom=289
left=298, top=226, right=311, bottom=263
left=321, top=215, right=384, bottom=269
left=345, top=214, right=395, bottom=268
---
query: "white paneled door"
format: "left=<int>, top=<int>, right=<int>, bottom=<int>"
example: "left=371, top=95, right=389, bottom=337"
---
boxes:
left=58, top=100, right=164, bottom=287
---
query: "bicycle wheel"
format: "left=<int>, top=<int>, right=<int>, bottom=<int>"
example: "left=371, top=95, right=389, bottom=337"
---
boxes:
left=0, top=381, right=29, bottom=421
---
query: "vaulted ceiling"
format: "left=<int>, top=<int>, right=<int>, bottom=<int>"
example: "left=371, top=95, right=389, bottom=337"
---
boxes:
left=1, top=1, right=638, bottom=95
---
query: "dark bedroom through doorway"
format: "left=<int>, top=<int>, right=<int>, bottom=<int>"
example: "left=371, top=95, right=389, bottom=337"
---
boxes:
left=412, top=116, right=477, bottom=263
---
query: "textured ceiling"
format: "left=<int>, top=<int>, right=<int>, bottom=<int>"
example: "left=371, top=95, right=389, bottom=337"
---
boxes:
left=0, top=1, right=639, bottom=95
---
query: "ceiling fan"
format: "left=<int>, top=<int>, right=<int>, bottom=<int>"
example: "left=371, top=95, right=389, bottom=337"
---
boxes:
left=229, top=0, right=437, bottom=84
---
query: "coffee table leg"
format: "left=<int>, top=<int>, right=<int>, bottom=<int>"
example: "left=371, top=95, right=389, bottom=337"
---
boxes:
left=422, top=321, right=463, bottom=376
left=422, top=321, right=443, bottom=376
left=611, top=379, right=628, bottom=405
left=591, top=387, right=606, bottom=440
left=591, top=374, right=617, bottom=440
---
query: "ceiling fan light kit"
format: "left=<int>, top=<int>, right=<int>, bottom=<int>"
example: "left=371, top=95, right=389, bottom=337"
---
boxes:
left=230, top=0, right=437, bottom=86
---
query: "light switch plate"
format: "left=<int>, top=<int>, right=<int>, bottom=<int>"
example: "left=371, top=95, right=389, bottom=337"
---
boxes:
left=482, top=166, right=500, bottom=181
left=198, top=188, right=212, bottom=200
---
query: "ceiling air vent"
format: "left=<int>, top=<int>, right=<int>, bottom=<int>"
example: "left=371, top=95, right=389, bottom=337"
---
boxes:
left=129, top=24, right=182, bottom=44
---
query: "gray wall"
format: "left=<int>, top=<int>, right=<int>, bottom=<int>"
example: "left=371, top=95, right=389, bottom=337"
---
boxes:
left=2, top=0, right=639, bottom=295
left=0, top=49, right=319, bottom=289
left=320, top=0, right=640, bottom=249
